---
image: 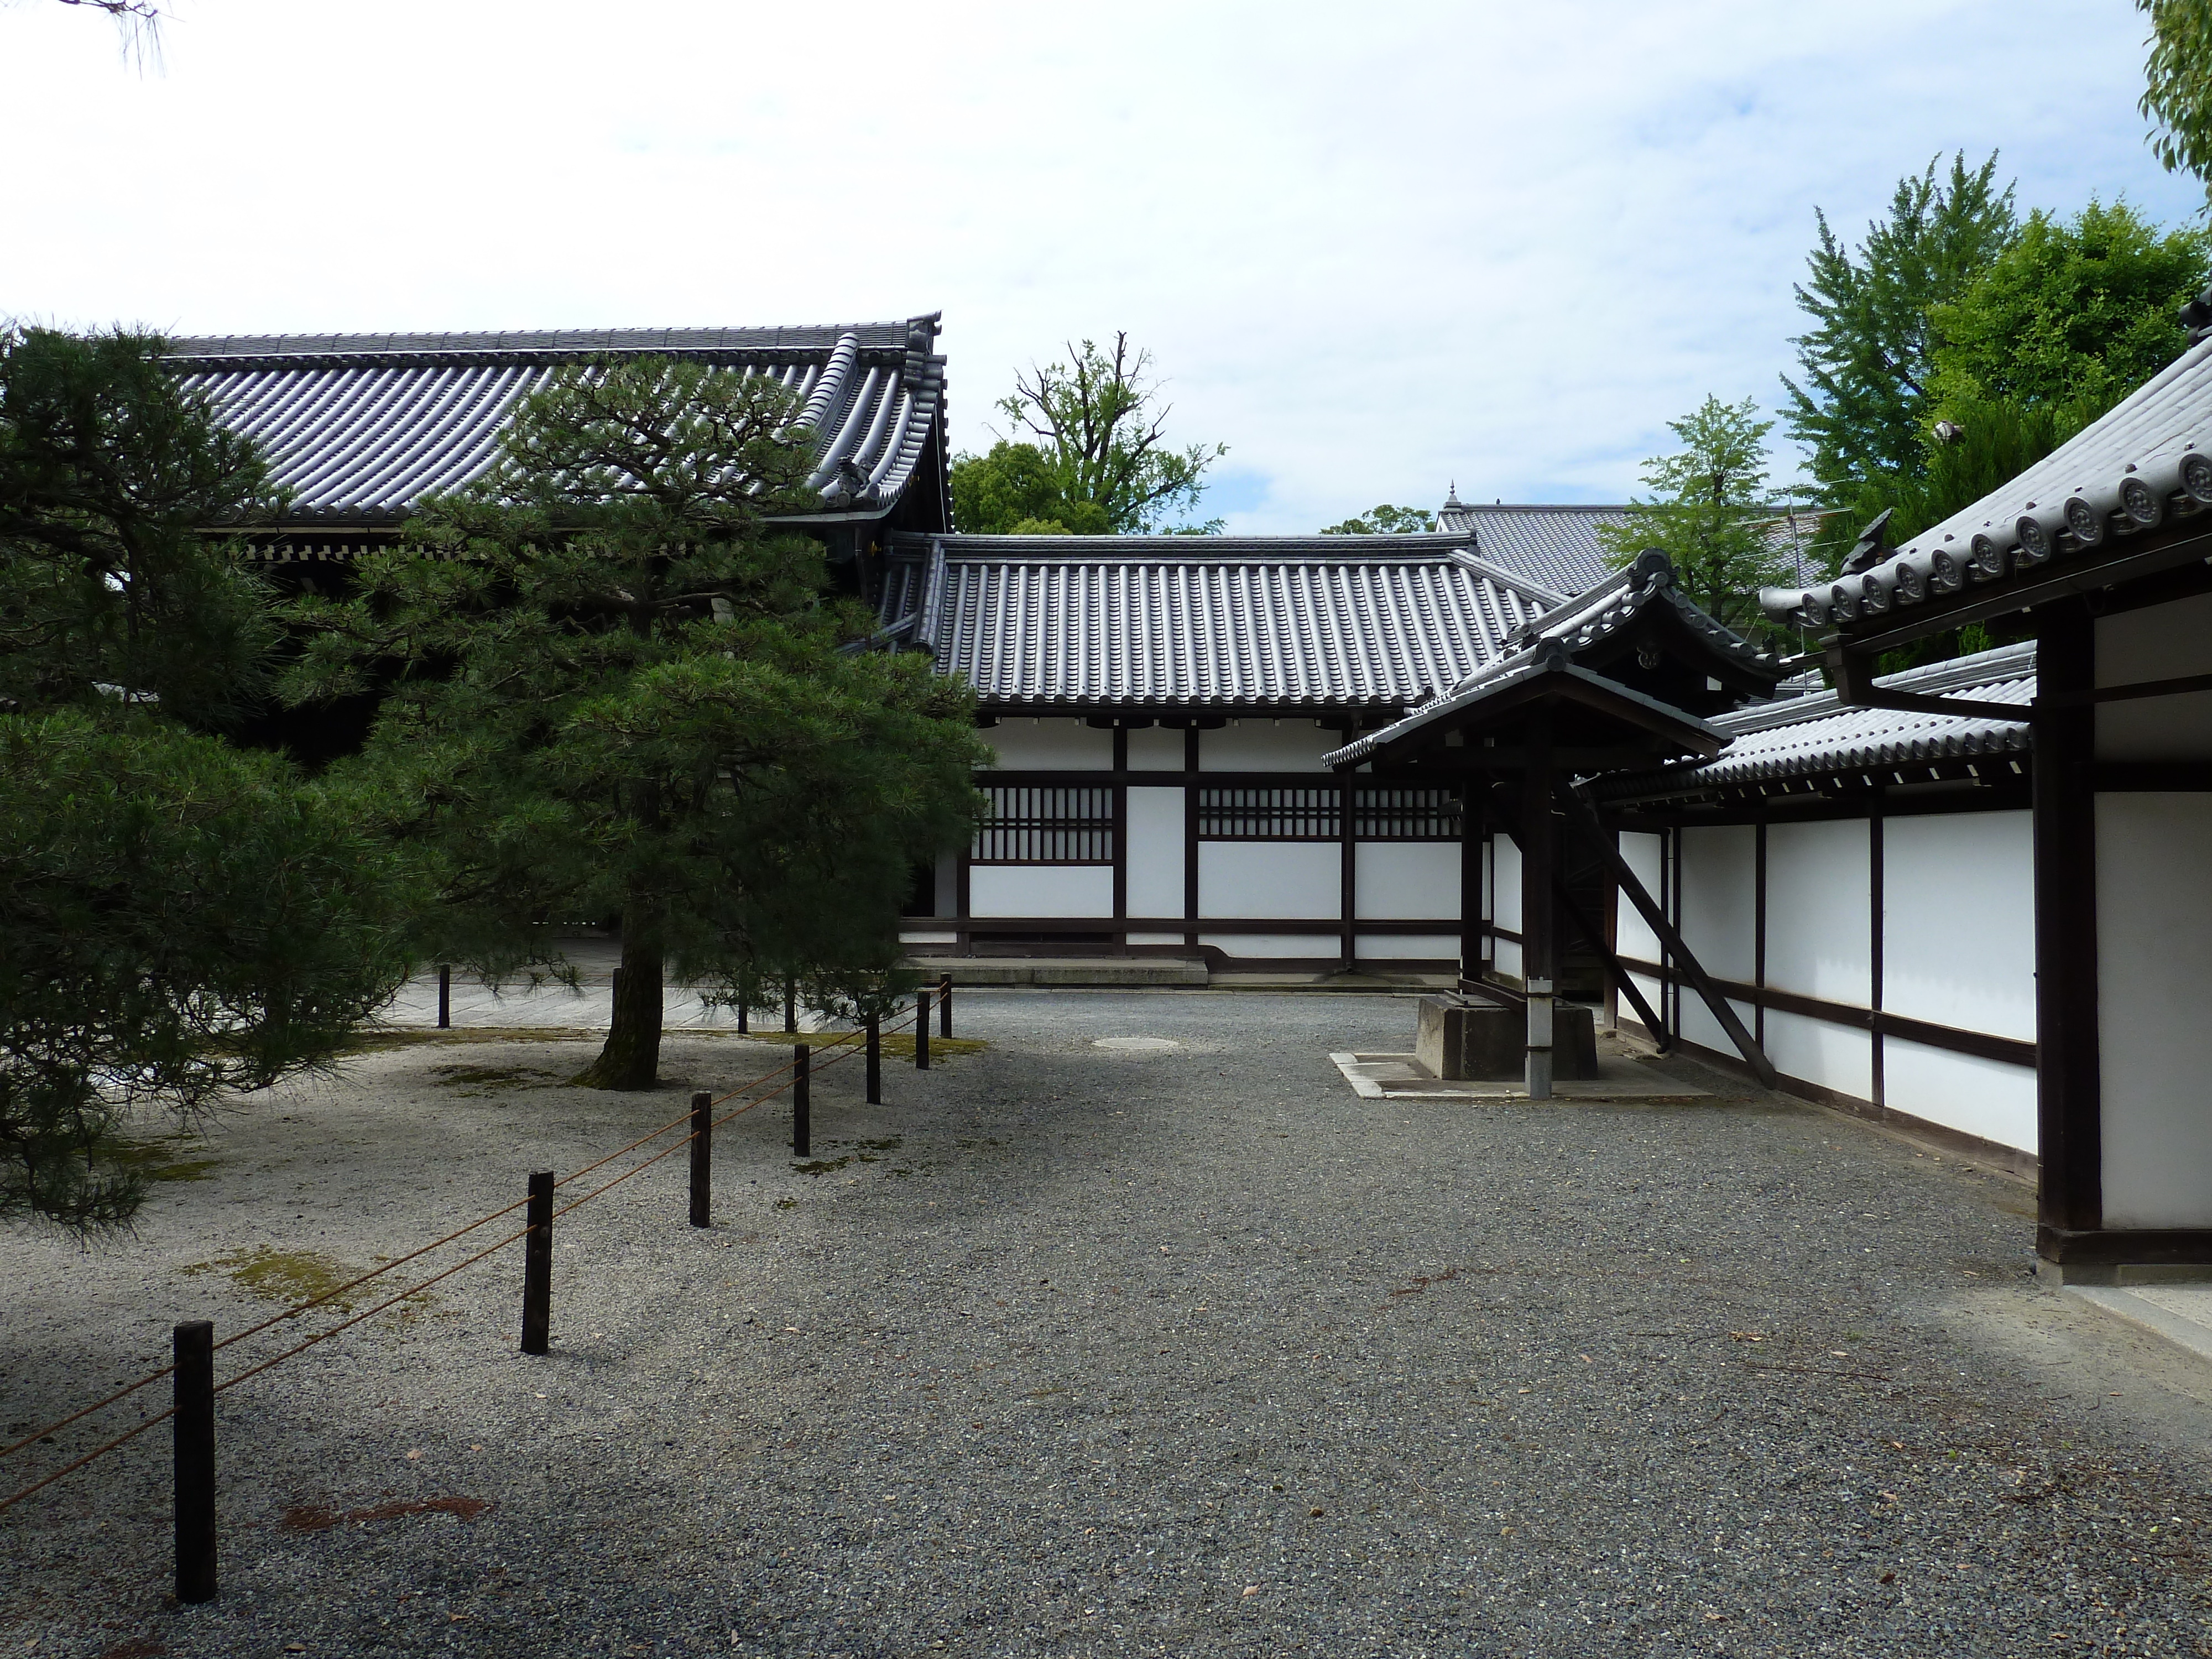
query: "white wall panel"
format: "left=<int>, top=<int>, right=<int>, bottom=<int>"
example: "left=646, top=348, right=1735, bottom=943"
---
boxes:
left=1126, top=933, right=1186, bottom=946
left=1883, top=1038, right=2037, bottom=1155
left=1882, top=810, right=2034, bottom=1040
left=1626, top=972, right=1663, bottom=1034
left=1765, top=820, right=1871, bottom=1005
left=1354, top=843, right=1460, bottom=920
left=1124, top=788, right=1185, bottom=920
left=1200, top=719, right=1334, bottom=771
left=983, top=718, right=1111, bottom=769
left=1616, top=833, right=1664, bottom=963
left=2097, top=591, right=2212, bottom=761
left=1202, top=932, right=1339, bottom=959
left=1125, top=727, right=1185, bottom=770
left=1198, top=842, right=1339, bottom=919
left=1679, top=825, right=1756, bottom=983
left=1493, top=938, right=1523, bottom=979
left=899, top=931, right=957, bottom=945
left=1679, top=994, right=1757, bottom=1058
left=969, top=865, right=1113, bottom=918
left=2098, top=793, right=2212, bottom=1227
left=1492, top=839, right=1522, bottom=933
left=1762, top=1007, right=1874, bottom=1100
left=1356, top=933, right=1459, bottom=959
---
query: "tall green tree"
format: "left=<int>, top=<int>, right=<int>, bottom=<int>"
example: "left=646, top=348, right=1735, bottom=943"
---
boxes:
left=1782, top=154, right=2017, bottom=498
left=951, top=333, right=1225, bottom=534
left=0, top=327, right=410, bottom=1228
left=283, top=357, right=986, bottom=1092
left=2138, top=0, right=2212, bottom=202
left=1597, top=395, right=1790, bottom=637
left=1320, top=505, right=1436, bottom=535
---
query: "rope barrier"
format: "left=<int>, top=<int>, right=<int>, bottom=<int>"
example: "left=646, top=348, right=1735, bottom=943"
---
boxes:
left=0, top=998, right=922, bottom=1515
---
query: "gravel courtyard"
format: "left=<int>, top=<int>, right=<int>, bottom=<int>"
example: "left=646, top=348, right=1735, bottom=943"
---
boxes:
left=5, top=990, right=2212, bottom=1658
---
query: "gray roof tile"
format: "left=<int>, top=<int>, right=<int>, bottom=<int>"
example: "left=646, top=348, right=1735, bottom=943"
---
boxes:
left=1433, top=497, right=1632, bottom=594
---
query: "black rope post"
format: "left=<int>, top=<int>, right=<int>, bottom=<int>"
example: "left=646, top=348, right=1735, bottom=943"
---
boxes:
left=864, top=1011, right=881, bottom=1104
left=938, top=973, right=952, bottom=1038
left=793, top=1044, right=811, bottom=1157
left=437, top=964, right=451, bottom=1030
left=173, top=1319, right=216, bottom=1605
left=688, top=1091, right=711, bottom=1229
left=520, top=1170, right=553, bottom=1355
left=737, top=993, right=748, bottom=1034
left=915, top=990, right=931, bottom=1071
left=784, top=977, right=797, bottom=1035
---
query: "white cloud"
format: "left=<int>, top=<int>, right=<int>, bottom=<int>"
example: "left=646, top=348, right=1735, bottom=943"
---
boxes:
left=2, top=0, right=2199, bottom=531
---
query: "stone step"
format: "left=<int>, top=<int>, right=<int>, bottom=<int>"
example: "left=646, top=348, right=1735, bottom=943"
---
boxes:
left=907, top=956, right=1209, bottom=988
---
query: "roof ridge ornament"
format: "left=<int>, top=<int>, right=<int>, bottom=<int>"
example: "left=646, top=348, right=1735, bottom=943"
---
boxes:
left=2182, top=284, right=2212, bottom=343
left=1632, top=547, right=1673, bottom=588
left=1840, top=507, right=1896, bottom=576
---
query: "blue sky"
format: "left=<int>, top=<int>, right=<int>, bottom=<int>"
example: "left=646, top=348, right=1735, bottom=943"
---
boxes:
left=2, top=0, right=2201, bottom=533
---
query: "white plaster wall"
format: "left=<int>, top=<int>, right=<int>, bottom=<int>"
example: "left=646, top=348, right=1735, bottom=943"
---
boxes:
left=1626, top=971, right=1663, bottom=1034
left=1492, top=839, right=1522, bottom=933
left=1198, top=842, right=1340, bottom=919
left=1884, top=1038, right=2037, bottom=1154
left=2097, top=591, right=2212, bottom=761
left=982, top=719, right=1112, bottom=769
left=1125, top=727, right=1185, bottom=770
left=1125, top=787, right=1185, bottom=921
left=1356, top=934, right=1459, bottom=960
left=1765, top=820, right=1872, bottom=1005
left=1354, top=843, right=1460, bottom=920
left=2097, top=792, right=2212, bottom=1227
left=1679, top=825, right=1757, bottom=984
left=1616, top=833, right=1664, bottom=964
left=1679, top=994, right=1759, bottom=1059
left=1882, top=811, right=2035, bottom=1041
left=969, top=865, right=1114, bottom=918
left=1762, top=1007, right=1875, bottom=1100
left=1126, top=933, right=1187, bottom=945
left=1202, top=932, right=1340, bottom=959
left=899, top=931, right=957, bottom=945
left=1199, top=719, right=1334, bottom=771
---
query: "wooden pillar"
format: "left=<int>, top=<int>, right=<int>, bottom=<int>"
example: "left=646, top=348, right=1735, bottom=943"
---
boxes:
left=1521, top=710, right=1556, bottom=1098
left=1870, top=784, right=1886, bottom=1112
left=1339, top=770, right=1357, bottom=973
left=1459, top=782, right=1484, bottom=985
left=1753, top=814, right=1768, bottom=1050
left=1182, top=727, right=1201, bottom=952
left=2036, top=599, right=2101, bottom=1243
left=1112, top=726, right=1129, bottom=954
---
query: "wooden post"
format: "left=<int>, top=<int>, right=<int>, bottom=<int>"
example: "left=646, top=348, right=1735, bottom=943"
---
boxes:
left=1522, top=712, right=1556, bottom=1100
left=865, top=1012, right=881, bottom=1104
left=688, top=1091, right=711, bottom=1229
left=737, top=992, right=748, bottom=1034
left=173, top=1319, right=216, bottom=1605
left=437, top=964, right=451, bottom=1029
left=520, top=1171, right=553, bottom=1355
left=784, top=978, right=797, bottom=1035
left=793, top=1045, right=811, bottom=1157
left=916, top=990, right=931, bottom=1070
left=938, top=973, right=952, bottom=1037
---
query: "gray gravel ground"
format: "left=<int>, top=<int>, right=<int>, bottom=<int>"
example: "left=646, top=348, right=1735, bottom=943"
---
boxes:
left=5, top=991, right=2212, bottom=1658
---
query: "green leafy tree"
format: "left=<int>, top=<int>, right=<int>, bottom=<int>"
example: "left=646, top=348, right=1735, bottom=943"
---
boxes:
left=1927, top=199, right=2210, bottom=413
left=951, top=333, right=1225, bottom=534
left=1597, top=395, right=1790, bottom=636
left=1782, top=153, right=2017, bottom=499
left=1320, top=505, right=1436, bottom=534
left=283, top=357, right=987, bottom=1092
left=0, top=327, right=410, bottom=1229
left=2138, top=0, right=2212, bottom=202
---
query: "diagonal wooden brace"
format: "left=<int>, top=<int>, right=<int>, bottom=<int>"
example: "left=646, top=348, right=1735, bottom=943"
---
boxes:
left=1553, top=787, right=1778, bottom=1088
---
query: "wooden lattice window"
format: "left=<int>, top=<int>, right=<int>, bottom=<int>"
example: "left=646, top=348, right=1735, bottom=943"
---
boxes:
left=1352, top=787, right=1461, bottom=841
left=1197, top=787, right=1341, bottom=840
left=972, top=786, right=1117, bottom=864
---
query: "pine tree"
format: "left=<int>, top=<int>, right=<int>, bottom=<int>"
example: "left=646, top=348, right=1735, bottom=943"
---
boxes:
left=283, top=357, right=985, bottom=1091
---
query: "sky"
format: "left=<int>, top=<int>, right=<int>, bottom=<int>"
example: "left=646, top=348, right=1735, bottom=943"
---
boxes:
left=1, top=0, right=2202, bottom=533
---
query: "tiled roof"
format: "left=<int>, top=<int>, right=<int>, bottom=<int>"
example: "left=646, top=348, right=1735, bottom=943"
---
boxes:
left=1433, top=493, right=1631, bottom=594
left=1597, top=641, right=2036, bottom=800
left=878, top=534, right=1566, bottom=708
left=1760, top=326, right=2212, bottom=628
left=165, top=317, right=947, bottom=524
left=1322, top=550, right=1786, bottom=768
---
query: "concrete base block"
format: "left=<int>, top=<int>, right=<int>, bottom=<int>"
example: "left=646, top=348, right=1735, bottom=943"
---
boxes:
left=1415, top=995, right=1597, bottom=1081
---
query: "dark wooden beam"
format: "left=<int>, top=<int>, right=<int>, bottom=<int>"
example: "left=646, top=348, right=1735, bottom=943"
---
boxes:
left=2034, top=601, right=2101, bottom=1235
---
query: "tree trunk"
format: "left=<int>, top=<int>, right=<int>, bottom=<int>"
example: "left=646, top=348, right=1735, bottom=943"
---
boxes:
left=572, top=907, right=664, bottom=1090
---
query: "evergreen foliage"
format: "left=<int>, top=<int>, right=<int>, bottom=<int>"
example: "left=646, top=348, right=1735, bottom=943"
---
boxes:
left=0, top=327, right=410, bottom=1228
left=2138, top=0, right=2212, bottom=201
left=1319, top=505, right=1436, bottom=535
left=282, top=357, right=986, bottom=1091
left=1596, top=396, right=1791, bottom=639
left=951, top=334, right=1224, bottom=534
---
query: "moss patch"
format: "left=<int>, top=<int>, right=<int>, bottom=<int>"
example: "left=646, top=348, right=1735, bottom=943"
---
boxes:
left=100, top=1136, right=220, bottom=1183
left=182, top=1245, right=431, bottom=1318
left=429, top=1063, right=564, bottom=1096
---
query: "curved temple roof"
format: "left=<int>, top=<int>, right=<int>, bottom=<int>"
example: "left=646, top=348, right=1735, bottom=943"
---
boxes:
left=165, top=318, right=948, bottom=525
left=877, top=534, right=1570, bottom=709
left=1761, top=329, right=2212, bottom=629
